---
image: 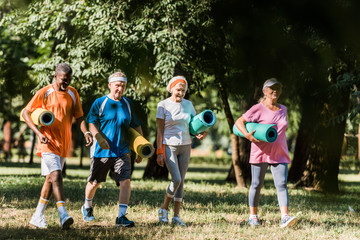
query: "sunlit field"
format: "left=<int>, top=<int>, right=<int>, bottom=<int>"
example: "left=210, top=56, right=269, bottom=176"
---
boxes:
left=1, top=157, right=360, bottom=240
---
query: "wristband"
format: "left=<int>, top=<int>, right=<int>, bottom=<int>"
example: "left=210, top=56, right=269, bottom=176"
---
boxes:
left=156, top=148, right=164, bottom=155
left=84, top=131, right=91, bottom=137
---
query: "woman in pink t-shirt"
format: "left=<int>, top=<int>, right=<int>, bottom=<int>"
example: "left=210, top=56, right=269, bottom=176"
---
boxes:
left=235, top=78, right=298, bottom=228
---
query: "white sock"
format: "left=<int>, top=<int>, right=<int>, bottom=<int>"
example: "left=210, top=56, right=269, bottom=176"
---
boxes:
left=56, top=201, right=67, bottom=217
left=34, top=197, right=49, bottom=216
left=84, top=197, right=93, bottom=208
left=118, top=204, right=128, bottom=218
left=250, top=214, right=258, bottom=218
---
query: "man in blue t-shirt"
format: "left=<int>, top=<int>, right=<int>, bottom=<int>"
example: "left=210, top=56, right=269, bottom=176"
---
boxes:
left=82, top=71, right=143, bottom=227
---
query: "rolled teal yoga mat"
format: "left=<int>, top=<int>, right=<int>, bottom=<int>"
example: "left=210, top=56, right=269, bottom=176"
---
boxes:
left=233, top=123, right=278, bottom=143
left=189, top=110, right=216, bottom=136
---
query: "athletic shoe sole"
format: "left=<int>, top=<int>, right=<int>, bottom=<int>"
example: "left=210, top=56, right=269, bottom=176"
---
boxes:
left=281, top=217, right=298, bottom=228
left=115, top=222, right=135, bottom=228
left=61, top=216, right=74, bottom=230
left=29, top=219, right=47, bottom=229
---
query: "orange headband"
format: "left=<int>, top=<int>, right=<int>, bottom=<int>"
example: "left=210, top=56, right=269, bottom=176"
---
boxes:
left=170, top=79, right=186, bottom=90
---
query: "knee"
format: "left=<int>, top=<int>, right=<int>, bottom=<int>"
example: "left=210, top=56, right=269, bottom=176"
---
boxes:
left=173, top=177, right=182, bottom=189
left=88, top=181, right=101, bottom=190
left=275, top=180, right=287, bottom=190
left=251, top=179, right=263, bottom=190
left=120, top=179, right=131, bottom=187
left=47, top=170, right=62, bottom=183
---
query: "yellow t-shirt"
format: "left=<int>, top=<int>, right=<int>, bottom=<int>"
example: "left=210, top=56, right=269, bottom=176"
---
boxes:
left=25, top=84, right=83, bottom=157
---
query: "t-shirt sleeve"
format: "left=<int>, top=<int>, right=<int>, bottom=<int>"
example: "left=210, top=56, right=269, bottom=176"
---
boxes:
left=86, top=99, right=100, bottom=124
left=156, top=102, right=165, bottom=119
left=25, top=88, right=45, bottom=112
left=242, top=104, right=260, bottom=122
left=73, top=89, right=84, bottom=119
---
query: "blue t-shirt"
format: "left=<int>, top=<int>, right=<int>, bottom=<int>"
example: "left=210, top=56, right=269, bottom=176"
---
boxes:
left=86, top=95, right=141, bottom=158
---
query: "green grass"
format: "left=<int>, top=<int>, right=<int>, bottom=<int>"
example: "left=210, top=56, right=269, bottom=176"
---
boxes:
left=1, top=157, right=360, bottom=240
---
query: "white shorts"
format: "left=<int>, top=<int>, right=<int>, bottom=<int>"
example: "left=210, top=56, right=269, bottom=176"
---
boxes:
left=41, top=152, right=65, bottom=176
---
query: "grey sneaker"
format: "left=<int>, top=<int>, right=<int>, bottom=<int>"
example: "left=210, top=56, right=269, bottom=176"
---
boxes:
left=158, top=208, right=169, bottom=224
left=280, top=214, right=298, bottom=228
left=60, top=214, right=74, bottom=230
left=171, top=216, right=186, bottom=227
left=30, top=213, right=48, bottom=228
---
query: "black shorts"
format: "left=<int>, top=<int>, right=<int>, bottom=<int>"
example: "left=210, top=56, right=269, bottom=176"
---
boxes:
left=87, top=153, right=131, bottom=186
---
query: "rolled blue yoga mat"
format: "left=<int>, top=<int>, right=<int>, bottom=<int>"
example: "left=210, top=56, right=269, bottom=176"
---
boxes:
left=233, top=122, right=278, bottom=143
left=189, top=110, right=216, bottom=136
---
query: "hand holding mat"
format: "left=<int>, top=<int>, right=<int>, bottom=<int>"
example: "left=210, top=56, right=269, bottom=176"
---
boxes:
left=189, top=110, right=216, bottom=136
left=233, top=122, right=278, bottom=143
left=20, top=108, right=55, bottom=126
left=128, top=127, right=155, bottom=158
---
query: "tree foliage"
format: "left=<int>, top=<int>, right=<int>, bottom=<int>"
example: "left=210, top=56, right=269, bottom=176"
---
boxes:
left=2, top=0, right=360, bottom=192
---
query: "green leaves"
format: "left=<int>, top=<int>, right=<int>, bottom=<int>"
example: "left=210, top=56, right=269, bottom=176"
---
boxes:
left=10, top=1, right=213, bottom=107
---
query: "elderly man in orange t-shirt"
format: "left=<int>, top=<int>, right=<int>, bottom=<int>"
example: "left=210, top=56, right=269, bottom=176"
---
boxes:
left=22, top=63, right=93, bottom=229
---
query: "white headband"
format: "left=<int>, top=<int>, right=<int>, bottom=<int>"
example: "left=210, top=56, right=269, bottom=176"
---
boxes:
left=109, top=77, right=127, bottom=83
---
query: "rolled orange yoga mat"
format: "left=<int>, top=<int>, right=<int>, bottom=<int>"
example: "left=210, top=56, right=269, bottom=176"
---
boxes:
left=128, top=127, right=155, bottom=158
left=20, top=108, right=55, bottom=126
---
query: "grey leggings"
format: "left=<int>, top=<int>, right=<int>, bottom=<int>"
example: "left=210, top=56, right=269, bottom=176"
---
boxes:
left=249, top=163, right=289, bottom=207
left=164, top=144, right=191, bottom=202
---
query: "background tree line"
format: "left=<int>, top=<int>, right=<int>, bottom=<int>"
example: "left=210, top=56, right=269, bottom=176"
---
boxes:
left=1, top=0, right=360, bottom=193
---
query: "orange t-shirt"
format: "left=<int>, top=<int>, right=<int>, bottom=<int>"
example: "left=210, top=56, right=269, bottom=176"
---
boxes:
left=25, top=84, right=83, bottom=157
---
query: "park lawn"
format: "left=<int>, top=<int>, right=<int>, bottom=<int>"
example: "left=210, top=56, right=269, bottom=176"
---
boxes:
left=0, top=158, right=360, bottom=240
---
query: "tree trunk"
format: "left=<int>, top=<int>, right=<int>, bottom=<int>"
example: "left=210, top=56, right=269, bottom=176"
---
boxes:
left=143, top=139, right=169, bottom=179
left=288, top=116, right=312, bottom=183
left=29, top=131, right=36, bottom=164
left=218, top=80, right=249, bottom=187
left=62, top=162, right=67, bottom=176
left=67, top=122, right=77, bottom=158
left=80, top=139, right=84, bottom=168
left=358, top=123, right=360, bottom=175
left=289, top=67, right=351, bottom=193
left=2, top=120, right=12, bottom=162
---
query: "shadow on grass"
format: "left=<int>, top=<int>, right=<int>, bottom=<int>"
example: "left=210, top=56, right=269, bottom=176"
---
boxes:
left=2, top=174, right=360, bottom=217
left=1, top=216, right=360, bottom=240
left=186, top=166, right=228, bottom=173
left=1, top=225, right=156, bottom=240
left=339, top=169, right=360, bottom=175
left=2, top=162, right=360, bottom=229
left=0, top=161, right=41, bottom=169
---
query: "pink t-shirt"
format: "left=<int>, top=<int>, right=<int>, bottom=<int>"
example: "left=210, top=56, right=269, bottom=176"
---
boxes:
left=242, top=103, right=290, bottom=164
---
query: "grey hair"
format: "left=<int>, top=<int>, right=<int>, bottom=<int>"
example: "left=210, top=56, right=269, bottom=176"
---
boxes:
left=55, top=63, right=72, bottom=74
left=108, top=71, right=126, bottom=81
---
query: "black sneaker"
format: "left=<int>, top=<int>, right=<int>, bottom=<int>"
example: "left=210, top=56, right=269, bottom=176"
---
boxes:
left=115, top=215, right=135, bottom=227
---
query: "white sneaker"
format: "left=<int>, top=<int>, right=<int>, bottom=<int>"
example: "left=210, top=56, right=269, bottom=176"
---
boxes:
left=30, top=213, right=48, bottom=228
left=158, top=208, right=169, bottom=223
left=60, top=214, right=74, bottom=230
left=280, top=215, right=298, bottom=228
left=171, top=216, right=186, bottom=227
